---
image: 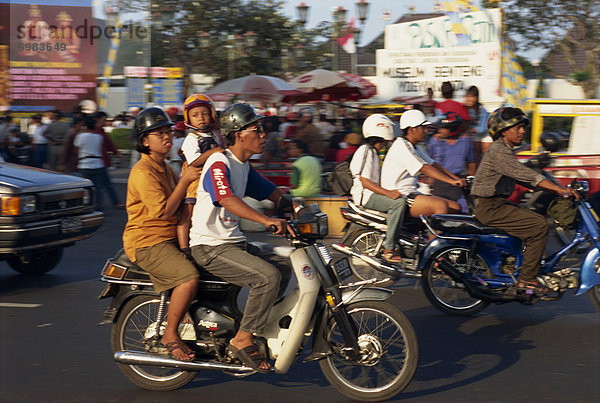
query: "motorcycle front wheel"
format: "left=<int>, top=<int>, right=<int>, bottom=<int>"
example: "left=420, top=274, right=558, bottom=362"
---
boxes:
left=587, top=255, right=600, bottom=312
left=111, top=295, right=197, bottom=391
left=319, top=301, right=418, bottom=401
left=422, top=247, right=491, bottom=316
left=345, top=229, right=394, bottom=285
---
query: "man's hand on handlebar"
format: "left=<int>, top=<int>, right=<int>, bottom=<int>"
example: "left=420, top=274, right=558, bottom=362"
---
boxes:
left=450, top=178, right=467, bottom=188
left=561, top=187, right=581, bottom=201
left=266, top=218, right=296, bottom=237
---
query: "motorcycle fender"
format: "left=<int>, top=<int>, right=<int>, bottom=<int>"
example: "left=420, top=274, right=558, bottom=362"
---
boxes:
left=99, top=285, right=158, bottom=325
left=339, top=222, right=362, bottom=244
left=575, top=248, right=600, bottom=296
left=341, top=287, right=394, bottom=304
left=417, top=238, right=472, bottom=271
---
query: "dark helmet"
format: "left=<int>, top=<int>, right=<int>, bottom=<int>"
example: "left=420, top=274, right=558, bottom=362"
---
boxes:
left=488, top=107, right=529, bottom=140
left=134, top=107, right=173, bottom=139
left=219, top=103, right=264, bottom=140
left=438, top=111, right=464, bottom=136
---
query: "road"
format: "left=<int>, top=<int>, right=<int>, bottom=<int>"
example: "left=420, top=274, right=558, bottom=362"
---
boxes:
left=0, top=174, right=598, bottom=402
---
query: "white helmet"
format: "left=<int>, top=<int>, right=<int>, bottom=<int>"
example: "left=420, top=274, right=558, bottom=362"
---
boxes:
left=399, top=109, right=432, bottom=129
left=362, top=113, right=395, bottom=141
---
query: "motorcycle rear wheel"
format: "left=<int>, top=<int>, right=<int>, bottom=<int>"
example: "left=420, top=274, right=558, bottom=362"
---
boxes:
left=111, top=295, right=197, bottom=391
left=319, top=301, right=418, bottom=401
left=422, top=247, right=491, bottom=316
left=346, top=229, right=394, bottom=285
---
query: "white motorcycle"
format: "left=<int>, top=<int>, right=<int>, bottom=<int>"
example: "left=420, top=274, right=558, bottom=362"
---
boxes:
left=98, top=201, right=418, bottom=401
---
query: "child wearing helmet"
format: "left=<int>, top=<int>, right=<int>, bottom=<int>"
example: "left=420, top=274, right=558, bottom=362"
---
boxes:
left=349, top=114, right=407, bottom=263
left=177, top=94, right=224, bottom=251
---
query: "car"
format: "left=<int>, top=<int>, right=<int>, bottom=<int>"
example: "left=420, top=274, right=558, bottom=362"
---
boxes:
left=0, top=162, right=104, bottom=275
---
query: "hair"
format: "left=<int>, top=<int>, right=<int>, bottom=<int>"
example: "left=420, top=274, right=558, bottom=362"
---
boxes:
left=366, top=136, right=383, bottom=146
left=135, top=133, right=150, bottom=154
left=441, top=81, right=454, bottom=99
left=84, top=116, right=96, bottom=131
left=466, top=85, right=481, bottom=110
left=291, top=138, right=310, bottom=154
left=94, top=111, right=108, bottom=120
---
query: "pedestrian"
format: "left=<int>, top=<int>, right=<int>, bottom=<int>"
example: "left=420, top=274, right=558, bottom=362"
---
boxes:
left=335, top=132, right=362, bottom=163
left=60, top=117, right=85, bottom=173
left=464, top=85, right=492, bottom=158
left=29, top=114, right=49, bottom=168
left=296, top=107, right=325, bottom=160
left=435, top=81, right=471, bottom=122
left=43, top=109, right=70, bottom=171
left=287, top=138, right=322, bottom=198
left=74, top=117, right=124, bottom=210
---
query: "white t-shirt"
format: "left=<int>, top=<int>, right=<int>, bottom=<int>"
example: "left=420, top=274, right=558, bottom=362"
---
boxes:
left=74, top=131, right=104, bottom=169
left=30, top=124, right=48, bottom=145
left=189, top=149, right=276, bottom=246
left=181, top=131, right=221, bottom=165
left=381, top=137, right=434, bottom=195
left=349, top=144, right=380, bottom=205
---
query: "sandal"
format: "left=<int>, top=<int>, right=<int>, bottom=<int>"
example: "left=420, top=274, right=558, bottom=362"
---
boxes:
left=517, top=279, right=549, bottom=295
left=381, top=251, right=402, bottom=263
left=227, top=344, right=271, bottom=374
left=163, top=340, right=195, bottom=362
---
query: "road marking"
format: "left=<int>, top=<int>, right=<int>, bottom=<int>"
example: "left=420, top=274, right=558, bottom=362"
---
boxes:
left=0, top=303, right=41, bottom=308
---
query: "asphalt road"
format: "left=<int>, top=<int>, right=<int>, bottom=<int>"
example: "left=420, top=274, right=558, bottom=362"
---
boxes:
left=0, top=175, right=598, bottom=402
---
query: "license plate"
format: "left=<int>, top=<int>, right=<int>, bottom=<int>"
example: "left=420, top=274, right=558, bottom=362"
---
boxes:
left=334, top=258, right=352, bottom=280
left=60, top=217, right=83, bottom=233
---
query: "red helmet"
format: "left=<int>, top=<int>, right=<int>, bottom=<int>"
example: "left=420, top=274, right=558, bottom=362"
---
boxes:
left=183, top=94, right=217, bottom=130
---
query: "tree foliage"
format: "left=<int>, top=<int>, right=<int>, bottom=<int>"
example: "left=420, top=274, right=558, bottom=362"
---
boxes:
left=483, top=0, right=600, bottom=98
left=107, top=0, right=332, bottom=93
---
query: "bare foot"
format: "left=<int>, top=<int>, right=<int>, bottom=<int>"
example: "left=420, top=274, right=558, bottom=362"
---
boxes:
left=162, top=337, right=195, bottom=361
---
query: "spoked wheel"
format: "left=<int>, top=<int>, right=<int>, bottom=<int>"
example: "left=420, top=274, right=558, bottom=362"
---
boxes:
left=346, top=229, right=393, bottom=285
left=111, top=295, right=197, bottom=391
left=319, top=301, right=418, bottom=401
left=422, top=247, right=491, bottom=316
left=587, top=255, right=600, bottom=312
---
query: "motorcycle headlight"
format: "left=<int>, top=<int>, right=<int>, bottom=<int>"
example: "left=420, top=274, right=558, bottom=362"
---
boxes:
left=1, top=195, right=36, bottom=215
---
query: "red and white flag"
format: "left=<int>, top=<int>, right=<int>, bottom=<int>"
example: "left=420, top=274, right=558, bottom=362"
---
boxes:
left=337, top=17, right=356, bottom=54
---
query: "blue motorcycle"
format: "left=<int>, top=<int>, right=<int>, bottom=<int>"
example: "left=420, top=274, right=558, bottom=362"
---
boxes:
left=416, top=178, right=600, bottom=315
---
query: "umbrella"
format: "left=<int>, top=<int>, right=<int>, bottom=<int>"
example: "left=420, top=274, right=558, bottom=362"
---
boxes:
left=287, top=69, right=377, bottom=102
left=205, top=75, right=303, bottom=103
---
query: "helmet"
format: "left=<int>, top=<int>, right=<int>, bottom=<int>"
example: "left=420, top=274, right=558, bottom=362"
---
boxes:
left=400, top=109, right=432, bottom=130
left=362, top=113, right=395, bottom=141
left=220, top=103, right=265, bottom=140
left=183, top=94, right=217, bottom=130
left=134, top=107, right=173, bottom=139
left=488, top=107, right=529, bottom=140
left=438, top=111, right=464, bottom=136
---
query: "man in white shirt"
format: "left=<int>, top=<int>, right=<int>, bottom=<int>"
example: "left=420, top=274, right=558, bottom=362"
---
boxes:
left=29, top=114, right=49, bottom=168
left=381, top=109, right=465, bottom=217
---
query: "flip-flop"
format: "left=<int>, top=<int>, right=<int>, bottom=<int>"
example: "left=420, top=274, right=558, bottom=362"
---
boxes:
left=517, top=279, right=549, bottom=295
left=163, top=340, right=195, bottom=362
left=227, top=344, right=271, bottom=374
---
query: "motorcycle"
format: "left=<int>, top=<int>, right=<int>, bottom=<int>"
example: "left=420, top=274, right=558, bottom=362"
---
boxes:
left=334, top=179, right=600, bottom=316
left=98, top=201, right=418, bottom=401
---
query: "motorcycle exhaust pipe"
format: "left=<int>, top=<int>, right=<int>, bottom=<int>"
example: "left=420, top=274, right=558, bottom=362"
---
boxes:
left=331, top=243, right=422, bottom=279
left=114, top=350, right=256, bottom=373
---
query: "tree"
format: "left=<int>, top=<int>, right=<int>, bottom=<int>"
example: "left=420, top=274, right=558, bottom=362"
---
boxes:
left=107, top=0, right=331, bottom=94
left=482, top=0, right=600, bottom=98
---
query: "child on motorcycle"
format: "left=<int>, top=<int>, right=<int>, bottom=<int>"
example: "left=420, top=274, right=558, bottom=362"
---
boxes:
left=189, top=103, right=294, bottom=373
left=122, top=107, right=201, bottom=361
left=349, top=114, right=407, bottom=263
left=177, top=94, right=224, bottom=251
left=470, top=107, right=580, bottom=294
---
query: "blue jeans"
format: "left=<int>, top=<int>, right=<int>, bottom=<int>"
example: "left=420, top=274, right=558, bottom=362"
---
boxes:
left=32, top=144, right=48, bottom=168
left=79, top=167, right=120, bottom=210
left=363, top=193, right=407, bottom=251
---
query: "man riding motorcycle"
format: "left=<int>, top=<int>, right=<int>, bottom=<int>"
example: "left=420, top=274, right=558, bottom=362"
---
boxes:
left=470, top=107, right=580, bottom=294
left=189, top=103, right=294, bottom=373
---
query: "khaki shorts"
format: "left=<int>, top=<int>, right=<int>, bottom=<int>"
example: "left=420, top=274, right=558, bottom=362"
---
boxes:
left=135, top=239, right=199, bottom=292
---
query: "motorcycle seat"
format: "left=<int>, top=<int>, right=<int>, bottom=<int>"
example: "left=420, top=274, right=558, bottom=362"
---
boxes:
left=347, top=201, right=387, bottom=221
left=110, top=249, right=228, bottom=284
left=429, top=214, right=508, bottom=235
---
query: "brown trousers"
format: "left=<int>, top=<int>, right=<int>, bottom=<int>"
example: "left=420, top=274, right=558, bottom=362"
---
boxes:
left=474, top=197, right=548, bottom=281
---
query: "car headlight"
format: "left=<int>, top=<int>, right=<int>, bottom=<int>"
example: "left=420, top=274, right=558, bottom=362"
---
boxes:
left=82, top=189, right=92, bottom=205
left=1, top=195, right=37, bottom=215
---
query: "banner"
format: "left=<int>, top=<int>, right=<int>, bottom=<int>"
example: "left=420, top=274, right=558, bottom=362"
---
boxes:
left=376, top=8, right=504, bottom=107
left=2, top=0, right=98, bottom=112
